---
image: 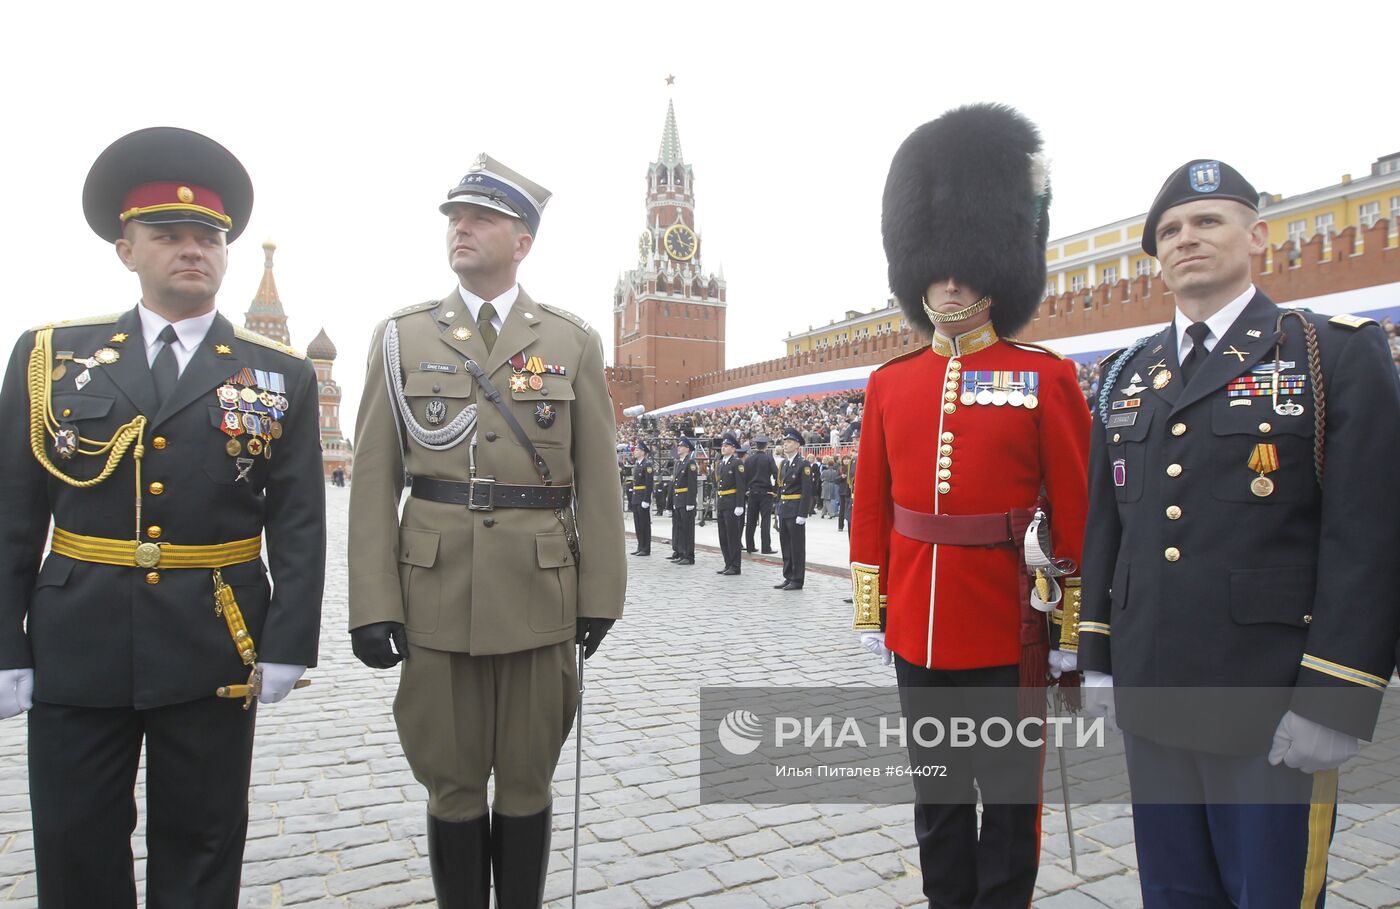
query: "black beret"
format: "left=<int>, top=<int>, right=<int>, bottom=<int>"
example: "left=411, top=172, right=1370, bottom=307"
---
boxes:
left=1143, top=159, right=1258, bottom=256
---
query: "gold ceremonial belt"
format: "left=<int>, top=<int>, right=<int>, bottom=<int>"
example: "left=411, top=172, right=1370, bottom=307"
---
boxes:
left=51, top=528, right=261, bottom=570
left=674, top=487, right=690, bottom=492
left=718, top=489, right=738, bottom=495
left=632, top=485, right=648, bottom=490
left=781, top=494, right=803, bottom=500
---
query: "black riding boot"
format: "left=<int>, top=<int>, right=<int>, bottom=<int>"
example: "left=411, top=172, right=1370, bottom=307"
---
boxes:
left=491, top=805, right=552, bottom=908
left=427, top=812, right=491, bottom=909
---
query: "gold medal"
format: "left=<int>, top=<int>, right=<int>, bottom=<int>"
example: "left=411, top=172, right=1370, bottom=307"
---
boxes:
left=1247, top=442, right=1278, bottom=498
left=1152, top=369, right=1172, bottom=390
left=247, top=438, right=263, bottom=456
left=52, top=363, right=67, bottom=381
left=1023, top=394, right=1038, bottom=409
left=226, top=438, right=242, bottom=456
left=1250, top=475, right=1275, bottom=497
left=509, top=372, right=531, bottom=393
left=93, top=347, right=120, bottom=365
left=270, top=421, right=283, bottom=439
left=240, top=387, right=259, bottom=403
left=528, top=374, right=544, bottom=391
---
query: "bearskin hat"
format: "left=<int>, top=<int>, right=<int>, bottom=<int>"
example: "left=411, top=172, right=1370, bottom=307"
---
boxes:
left=882, top=103, right=1051, bottom=338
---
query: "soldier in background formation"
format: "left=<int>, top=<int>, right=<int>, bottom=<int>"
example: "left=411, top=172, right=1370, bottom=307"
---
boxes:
left=774, top=427, right=814, bottom=590
left=714, top=432, right=747, bottom=575
left=669, top=437, right=698, bottom=565
left=347, top=153, right=625, bottom=908
left=629, top=440, right=655, bottom=556
left=0, top=127, right=326, bottom=908
left=743, top=434, right=779, bottom=553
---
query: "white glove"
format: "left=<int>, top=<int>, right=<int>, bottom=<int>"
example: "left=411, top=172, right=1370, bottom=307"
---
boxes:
left=1082, top=670, right=1118, bottom=732
left=686, top=505, right=695, bottom=511
left=860, top=632, right=893, bottom=666
left=0, top=668, right=34, bottom=719
left=1269, top=710, right=1359, bottom=774
left=734, top=507, right=744, bottom=516
left=640, top=501, right=650, bottom=509
left=257, top=663, right=306, bottom=704
left=1048, top=650, right=1078, bottom=679
left=796, top=517, right=806, bottom=525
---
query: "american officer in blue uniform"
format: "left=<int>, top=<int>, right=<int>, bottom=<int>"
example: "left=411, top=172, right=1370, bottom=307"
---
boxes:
left=669, top=438, right=698, bottom=565
left=743, top=435, right=778, bottom=553
left=1079, top=159, right=1400, bottom=907
left=0, top=127, right=326, bottom=909
left=775, top=427, right=815, bottom=590
left=714, top=432, right=747, bottom=575
left=630, top=440, right=655, bottom=555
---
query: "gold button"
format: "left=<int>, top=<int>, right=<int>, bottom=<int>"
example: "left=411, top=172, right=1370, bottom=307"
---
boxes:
left=1303, top=614, right=1313, bottom=625
left=1259, top=423, right=1272, bottom=433
left=941, top=432, right=954, bottom=443
left=944, top=391, right=957, bottom=403
left=938, top=469, right=952, bottom=480
left=1113, top=433, right=1121, bottom=443
left=148, top=482, right=164, bottom=495
left=937, top=481, right=951, bottom=494
left=1164, top=547, right=1180, bottom=562
left=1166, top=463, right=1183, bottom=478
left=152, top=436, right=167, bottom=450
left=948, top=359, right=961, bottom=370
left=1171, top=423, right=1186, bottom=436
left=1166, top=505, right=1182, bottom=520
left=943, top=403, right=956, bottom=414
left=145, top=571, right=160, bottom=585
left=938, top=457, right=952, bottom=469
left=62, top=408, right=72, bottom=417
left=945, top=381, right=958, bottom=391
left=146, top=526, right=162, bottom=540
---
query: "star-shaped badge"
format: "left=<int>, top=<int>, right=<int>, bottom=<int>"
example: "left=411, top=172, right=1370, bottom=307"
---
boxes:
left=110, top=333, right=129, bottom=344
left=509, top=373, right=530, bottom=393
left=215, top=344, right=233, bottom=355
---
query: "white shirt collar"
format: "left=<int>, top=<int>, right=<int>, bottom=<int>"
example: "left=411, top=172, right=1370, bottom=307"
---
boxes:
left=1174, top=284, right=1255, bottom=362
left=137, top=302, right=218, bottom=365
left=457, top=284, right=520, bottom=330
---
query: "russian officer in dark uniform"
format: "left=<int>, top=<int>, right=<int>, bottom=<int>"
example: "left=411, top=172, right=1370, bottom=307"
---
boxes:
left=669, top=438, right=698, bottom=564
left=743, top=435, right=778, bottom=553
left=630, top=440, right=655, bottom=556
left=775, top=427, right=815, bottom=590
left=1079, top=159, right=1400, bottom=907
left=0, top=127, right=326, bottom=908
left=714, top=432, right=747, bottom=574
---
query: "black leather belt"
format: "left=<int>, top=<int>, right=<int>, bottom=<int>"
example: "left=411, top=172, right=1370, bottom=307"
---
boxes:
left=410, top=476, right=572, bottom=511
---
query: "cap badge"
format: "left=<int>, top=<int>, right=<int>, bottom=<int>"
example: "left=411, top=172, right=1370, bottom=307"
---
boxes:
left=177, top=186, right=195, bottom=203
left=470, top=153, right=489, bottom=171
left=1188, top=162, right=1221, bottom=193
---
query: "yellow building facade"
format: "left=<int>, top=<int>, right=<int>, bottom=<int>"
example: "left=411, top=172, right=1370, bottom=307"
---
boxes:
left=784, top=151, right=1400, bottom=355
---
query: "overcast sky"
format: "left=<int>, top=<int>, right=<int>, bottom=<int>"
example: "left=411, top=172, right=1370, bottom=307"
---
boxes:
left=4, top=1, right=1396, bottom=439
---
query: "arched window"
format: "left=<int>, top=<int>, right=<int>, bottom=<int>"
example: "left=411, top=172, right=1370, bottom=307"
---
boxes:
left=693, top=279, right=704, bottom=299
left=675, top=169, right=685, bottom=190
left=657, top=166, right=670, bottom=186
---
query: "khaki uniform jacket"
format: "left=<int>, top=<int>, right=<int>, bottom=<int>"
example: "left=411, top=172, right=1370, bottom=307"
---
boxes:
left=348, top=288, right=625, bottom=655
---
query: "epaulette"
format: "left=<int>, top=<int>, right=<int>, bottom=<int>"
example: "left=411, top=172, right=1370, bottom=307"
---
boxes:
left=874, top=344, right=931, bottom=372
left=391, top=299, right=439, bottom=319
left=33, top=311, right=123, bottom=331
left=538, top=302, right=591, bottom=333
left=234, top=326, right=304, bottom=359
left=1329, top=313, right=1377, bottom=330
left=1097, top=347, right=1128, bottom=370
left=1004, top=337, right=1065, bottom=359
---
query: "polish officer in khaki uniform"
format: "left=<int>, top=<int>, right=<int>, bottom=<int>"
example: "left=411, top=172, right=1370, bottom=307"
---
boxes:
left=348, top=154, right=626, bottom=909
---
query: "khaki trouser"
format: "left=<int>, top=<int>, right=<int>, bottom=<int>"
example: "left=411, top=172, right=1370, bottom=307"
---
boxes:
left=394, top=639, right=578, bottom=820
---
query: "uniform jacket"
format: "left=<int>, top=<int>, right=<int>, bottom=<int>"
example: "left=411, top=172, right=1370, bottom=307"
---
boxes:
left=1079, top=292, right=1400, bottom=746
left=776, top=454, right=815, bottom=518
left=0, top=308, right=325, bottom=708
left=348, top=288, right=626, bottom=656
left=629, top=459, right=655, bottom=508
left=849, top=329, right=1090, bottom=671
left=671, top=454, right=698, bottom=509
left=715, top=454, right=748, bottom=503
left=744, top=449, right=778, bottom=497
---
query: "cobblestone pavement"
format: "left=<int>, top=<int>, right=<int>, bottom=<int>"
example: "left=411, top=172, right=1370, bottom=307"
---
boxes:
left=3, top=488, right=1400, bottom=907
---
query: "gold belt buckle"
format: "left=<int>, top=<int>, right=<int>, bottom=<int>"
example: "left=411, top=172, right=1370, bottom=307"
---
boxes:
left=134, top=542, right=162, bottom=568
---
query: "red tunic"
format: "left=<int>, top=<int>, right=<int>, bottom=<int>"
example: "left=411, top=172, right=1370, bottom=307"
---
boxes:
left=850, top=328, right=1091, bottom=670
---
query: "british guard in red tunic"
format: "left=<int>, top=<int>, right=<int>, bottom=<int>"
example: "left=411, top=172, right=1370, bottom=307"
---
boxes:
left=849, top=104, right=1091, bottom=909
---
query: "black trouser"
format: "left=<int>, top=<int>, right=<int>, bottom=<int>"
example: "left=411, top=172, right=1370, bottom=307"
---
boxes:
left=744, top=492, right=774, bottom=550
left=632, top=502, right=651, bottom=553
left=28, top=697, right=258, bottom=909
left=777, top=513, right=805, bottom=586
left=672, top=507, right=695, bottom=558
left=893, top=660, right=1042, bottom=909
left=837, top=490, right=851, bottom=531
left=717, top=495, right=742, bottom=571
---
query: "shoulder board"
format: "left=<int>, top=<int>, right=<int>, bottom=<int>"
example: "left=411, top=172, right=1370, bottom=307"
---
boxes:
left=874, top=344, right=930, bottom=373
left=33, top=311, right=123, bottom=331
left=538, top=302, right=591, bottom=333
left=234, top=327, right=304, bottom=359
left=1004, top=337, right=1065, bottom=359
left=391, top=299, right=439, bottom=319
left=1097, top=347, right=1128, bottom=370
left=1329, top=313, right=1376, bottom=330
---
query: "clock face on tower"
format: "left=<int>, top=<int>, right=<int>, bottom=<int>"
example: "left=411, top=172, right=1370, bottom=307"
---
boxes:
left=663, top=223, right=697, bottom=261
left=638, top=229, right=653, bottom=265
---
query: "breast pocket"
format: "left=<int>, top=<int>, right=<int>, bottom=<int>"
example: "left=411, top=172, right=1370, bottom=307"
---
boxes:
left=48, top=393, right=118, bottom=482
left=1210, top=397, right=1313, bottom=503
left=404, top=371, right=475, bottom=431
left=510, top=375, right=575, bottom=448
left=1105, top=409, right=1153, bottom=503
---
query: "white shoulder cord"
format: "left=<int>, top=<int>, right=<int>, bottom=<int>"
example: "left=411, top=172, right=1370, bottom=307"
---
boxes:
left=384, top=319, right=477, bottom=451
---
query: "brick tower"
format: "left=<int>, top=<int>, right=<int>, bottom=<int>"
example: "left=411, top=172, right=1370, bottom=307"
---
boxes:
left=612, top=99, right=727, bottom=411
left=244, top=239, right=291, bottom=345
left=306, top=327, right=353, bottom=482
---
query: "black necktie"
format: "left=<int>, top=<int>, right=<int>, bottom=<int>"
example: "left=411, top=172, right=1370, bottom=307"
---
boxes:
left=477, top=302, right=497, bottom=353
left=152, top=325, right=179, bottom=406
left=1181, top=321, right=1211, bottom=384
